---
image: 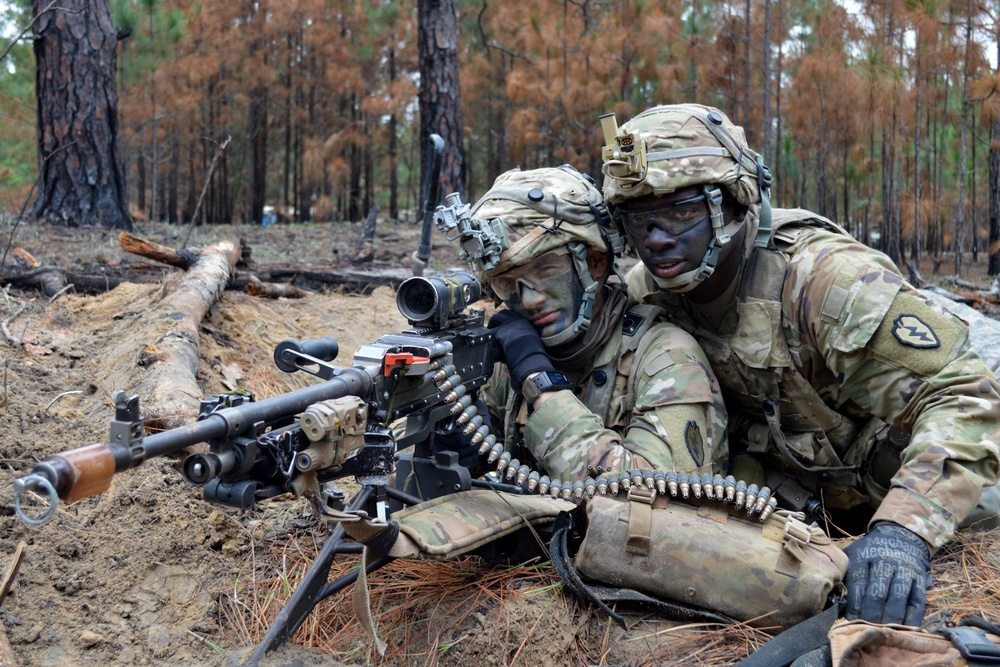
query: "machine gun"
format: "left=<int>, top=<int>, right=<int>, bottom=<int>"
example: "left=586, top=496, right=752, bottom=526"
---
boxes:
left=12, top=272, right=498, bottom=665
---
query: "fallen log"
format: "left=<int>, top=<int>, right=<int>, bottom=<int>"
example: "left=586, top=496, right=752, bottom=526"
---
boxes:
left=137, top=240, right=241, bottom=428
left=118, top=231, right=201, bottom=270
left=244, top=274, right=310, bottom=299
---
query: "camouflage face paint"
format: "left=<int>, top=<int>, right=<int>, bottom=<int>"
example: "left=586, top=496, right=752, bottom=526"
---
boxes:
left=495, top=251, right=584, bottom=339
left=619, top=188, right=714, bottom=283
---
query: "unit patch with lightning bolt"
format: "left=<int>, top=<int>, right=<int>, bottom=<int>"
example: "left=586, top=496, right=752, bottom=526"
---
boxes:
left=868, top=292, right=962, bottom=375
left=892, top=314, right=940, bottom=348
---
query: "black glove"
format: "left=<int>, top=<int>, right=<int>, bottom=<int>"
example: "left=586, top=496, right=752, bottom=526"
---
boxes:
left=843, top=522, right=931, bottom=626
left=487, top=310, right=555, bottom=392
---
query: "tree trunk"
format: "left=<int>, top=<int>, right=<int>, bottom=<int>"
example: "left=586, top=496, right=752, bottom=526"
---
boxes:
left=990, top=112, right=1000, bottom=275
left=991, top=37, right=1000, bottom=275
left=388, top=47, right=399, bottom=220
left=913, top=35, right=923, bottom=268
left=761, top=0, right=771, bottom=171
left=249, top=87, right=268, bottom=226
left=32, top=0, right=132, bottom=230
left=168, top=132, right=179, bottom=224
left=956, top=3, right=972, bottom=277
left=742, top=0, right=752, bottom=133
left=419, top=0, right=466, bottom=199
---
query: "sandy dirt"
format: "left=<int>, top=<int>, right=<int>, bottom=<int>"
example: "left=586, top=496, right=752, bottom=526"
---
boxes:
left=0, top=219, right=997, bottom=667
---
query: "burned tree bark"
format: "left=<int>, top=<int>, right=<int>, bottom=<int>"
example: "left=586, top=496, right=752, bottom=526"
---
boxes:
left=31, top=0, right=133, bottom=230
left=418, top=0, right=465, bottom=200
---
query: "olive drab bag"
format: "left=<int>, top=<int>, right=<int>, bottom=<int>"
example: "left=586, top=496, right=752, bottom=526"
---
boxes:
left=573, top=487, right=849, bottom=627
left=326, top=488, right=575, bottom=655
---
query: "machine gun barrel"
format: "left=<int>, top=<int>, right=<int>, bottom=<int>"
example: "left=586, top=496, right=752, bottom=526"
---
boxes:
left=13, top=366, right=375, bottom=524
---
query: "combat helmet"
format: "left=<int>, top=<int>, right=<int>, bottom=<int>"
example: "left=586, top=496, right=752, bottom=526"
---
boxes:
left=438, top=165, right=622, bottom=346
left=600, top=104, right=773, bottom=292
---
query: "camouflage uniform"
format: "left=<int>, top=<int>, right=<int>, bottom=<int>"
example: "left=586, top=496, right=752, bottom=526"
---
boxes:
left=480, top=307, right=728, bottom=483
left=626, top=209, right=1000, bottom=549
left=463, top=166, right=728, bottom=484
left=606, top=105, right=1000, bottom=552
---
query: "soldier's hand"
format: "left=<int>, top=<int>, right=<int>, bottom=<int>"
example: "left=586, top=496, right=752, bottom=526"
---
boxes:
left=843, top=522, right=931, bottom=626
left=487, top=310, right=554, bottom=391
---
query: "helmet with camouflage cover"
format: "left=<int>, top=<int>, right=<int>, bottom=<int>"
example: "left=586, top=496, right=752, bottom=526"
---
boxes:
left=466, top=165, right=622, bottom=346
left=600, top=104, right=773, bottom=292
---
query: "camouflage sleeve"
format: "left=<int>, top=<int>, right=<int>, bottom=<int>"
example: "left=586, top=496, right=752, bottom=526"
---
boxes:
left=478, top=362, right=511, bottom=435
left=787, top=231, right=1000, bottom=550
left=522, top=323, right=727, bottom=482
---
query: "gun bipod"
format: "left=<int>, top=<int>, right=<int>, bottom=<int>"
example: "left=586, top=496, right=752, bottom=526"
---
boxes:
left=244, top=483, right=397, bottom=666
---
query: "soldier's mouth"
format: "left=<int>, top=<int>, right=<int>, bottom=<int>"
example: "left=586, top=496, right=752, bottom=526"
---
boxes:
left=531, top=311, right=559, bottom=327
left=652, top=260, right=687, bottom=279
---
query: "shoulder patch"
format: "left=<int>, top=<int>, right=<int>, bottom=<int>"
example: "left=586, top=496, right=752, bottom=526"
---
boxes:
left=684, top=420, right=704, bottom=468
left=892, top=314, right=940, bottom=349
left=622, top=312, right=645, bottom=336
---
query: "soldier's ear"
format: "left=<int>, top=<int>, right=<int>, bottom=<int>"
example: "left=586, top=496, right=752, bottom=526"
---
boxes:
left=722, top=191, right=748, bottom=223
left=586, top=249, right=609, bottom=280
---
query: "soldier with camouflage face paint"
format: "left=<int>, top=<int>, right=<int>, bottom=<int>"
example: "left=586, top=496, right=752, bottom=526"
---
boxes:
left=601, top=103, right=1000, bottom=628
left=444, top=164, right=728, bottom=485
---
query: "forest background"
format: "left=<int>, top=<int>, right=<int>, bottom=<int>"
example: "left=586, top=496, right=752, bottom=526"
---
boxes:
left=3, top=0, right=1000, bottom=279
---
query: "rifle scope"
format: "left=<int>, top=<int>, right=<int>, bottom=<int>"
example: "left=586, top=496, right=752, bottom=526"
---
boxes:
left=396, top=273, right=482, bottom=329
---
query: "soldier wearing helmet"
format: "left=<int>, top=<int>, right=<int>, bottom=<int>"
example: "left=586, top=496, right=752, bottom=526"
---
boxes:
left=601, top=103, right=1000, bottom=628
left=439, top=164, right=728, bottom=484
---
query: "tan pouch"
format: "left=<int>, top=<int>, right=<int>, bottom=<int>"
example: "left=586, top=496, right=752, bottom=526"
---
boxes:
left=830, top=619, right=1000, bottom=667
left=575, top=487, right=848, bottom=627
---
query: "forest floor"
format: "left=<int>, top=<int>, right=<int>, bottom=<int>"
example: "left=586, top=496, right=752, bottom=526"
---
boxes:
left=0, top=216, right=999, bottom=667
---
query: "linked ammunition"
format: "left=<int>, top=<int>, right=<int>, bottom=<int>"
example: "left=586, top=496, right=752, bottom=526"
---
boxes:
left=759, top=496, right=778, bottom=522
left=654, top=470, right=667, bottom=495
left=666, top=471, right=678, bottom=497
left=461, top=414, right=484, bottom=435
left=734, top=480, right=747, bottom=509
left=538, top=475, right=551, bottom=495
left=449, top=393, right=473, bottom=414
left=713, top=474, right=725, bottom=500
left=745, top=484, right=759, bottom=513
left=753, top=486, right=771, bottom=516
left=596, top=475, right=609, bottom=496
left=608, top=473, right=620, bottom=496
left=516, top=464, right=530, bottom=486
left=527, top=470, right=540, bottom=492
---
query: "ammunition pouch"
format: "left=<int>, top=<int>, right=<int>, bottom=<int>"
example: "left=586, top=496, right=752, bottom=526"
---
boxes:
left=574, top=488, right=848, bottom=628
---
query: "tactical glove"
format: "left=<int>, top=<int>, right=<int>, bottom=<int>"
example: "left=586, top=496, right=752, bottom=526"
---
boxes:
left=843, top=522, right=931, bottom=626
left=487, top=310, right=555, bottom=393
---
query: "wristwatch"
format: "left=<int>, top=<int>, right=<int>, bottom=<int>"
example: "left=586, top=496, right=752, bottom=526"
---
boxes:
left=521, top=371, right=573, bottom=403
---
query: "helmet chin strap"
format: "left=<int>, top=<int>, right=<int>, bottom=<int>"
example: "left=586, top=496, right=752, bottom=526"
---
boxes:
left=542, top=242, right=603, bottom=347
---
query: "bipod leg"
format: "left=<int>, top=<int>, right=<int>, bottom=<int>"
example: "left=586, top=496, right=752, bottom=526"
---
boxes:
left=244, top=485, right=375, bottom=666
